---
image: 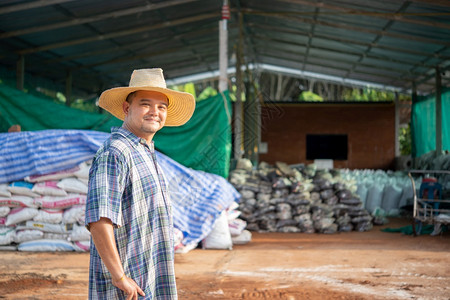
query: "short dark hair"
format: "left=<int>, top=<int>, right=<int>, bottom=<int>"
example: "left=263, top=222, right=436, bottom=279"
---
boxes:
left=126, top=91, right=137, bottom=103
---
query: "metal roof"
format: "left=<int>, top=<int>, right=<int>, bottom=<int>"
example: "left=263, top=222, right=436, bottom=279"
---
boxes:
left=0, top=0, right=449, bottom=98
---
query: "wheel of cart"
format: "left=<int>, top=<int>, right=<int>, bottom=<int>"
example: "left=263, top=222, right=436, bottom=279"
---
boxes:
left=408, top=170, right=450, bottom=236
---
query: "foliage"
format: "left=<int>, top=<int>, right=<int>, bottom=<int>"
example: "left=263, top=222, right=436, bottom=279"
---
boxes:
left=299, top=91, right=323, bottom=101
left=197, top=86, right=218, bottom=101
left=341, top=87, right=410, bottom=102
left=168, top=83, right=197, bottom=99
left=182, top=83, right=197, bottom=99
left=399, top=123, right=412, bottom=155
left=228, top=84, right=246, bottom=102
left=56, top=92, right=66, bottom=104
left=70, top=98, right=98, bottom=113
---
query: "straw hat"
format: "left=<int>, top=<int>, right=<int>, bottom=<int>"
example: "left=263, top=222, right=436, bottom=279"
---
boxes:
left=99, top=68, right=195, bottom=126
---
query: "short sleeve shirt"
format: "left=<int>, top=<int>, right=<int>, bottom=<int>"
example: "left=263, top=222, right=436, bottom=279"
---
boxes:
left=85, top=127, right=177, bottom=299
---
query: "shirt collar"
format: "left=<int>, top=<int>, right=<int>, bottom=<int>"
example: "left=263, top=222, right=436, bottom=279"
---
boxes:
left=111, top=126, right=154, bottom=151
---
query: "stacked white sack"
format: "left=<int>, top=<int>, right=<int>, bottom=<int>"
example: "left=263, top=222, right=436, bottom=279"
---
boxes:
left=340, top=169, right=421, bottom=216
left=0, top=162, right=91, bottom=252
left=201, top=201, right=251, bottom=250
left=227, top=202, right=252, bottom=245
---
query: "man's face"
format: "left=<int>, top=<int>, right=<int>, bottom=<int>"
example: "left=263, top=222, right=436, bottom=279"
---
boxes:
left=123, top=90, right=168, bottom=139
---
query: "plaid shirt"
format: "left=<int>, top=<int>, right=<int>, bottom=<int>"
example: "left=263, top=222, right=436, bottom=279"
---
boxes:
left=85, top=127, right=177, bottom=299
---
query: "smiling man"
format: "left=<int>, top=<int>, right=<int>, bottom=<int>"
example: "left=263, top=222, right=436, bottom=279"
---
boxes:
left=85, top=69, right=195, bottom=300
left=123, top=90, right=169, bottom=143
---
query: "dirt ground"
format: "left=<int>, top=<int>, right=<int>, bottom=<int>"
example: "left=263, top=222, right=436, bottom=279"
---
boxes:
left=0, top=218, right=449, bottom=300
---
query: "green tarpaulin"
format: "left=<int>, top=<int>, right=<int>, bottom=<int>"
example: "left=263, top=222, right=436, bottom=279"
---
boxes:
left=412, top=87, right=450, bottom=157
left=0, top=83, right=232, bottom=178
left=154, top=91, right=232, bottom=178
left=381, top=224, right=436, bottom=235
left=0, top=84, right=122, bottom=132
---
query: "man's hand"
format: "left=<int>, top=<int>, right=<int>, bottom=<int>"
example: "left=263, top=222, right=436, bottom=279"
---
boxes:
left=89, top=218, right=146, bottom=299
left=112, top=274, right=146, bottom=299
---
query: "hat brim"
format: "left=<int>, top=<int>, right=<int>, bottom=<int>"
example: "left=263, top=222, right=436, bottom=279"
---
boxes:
left=99, top=87, right=195, bottom=126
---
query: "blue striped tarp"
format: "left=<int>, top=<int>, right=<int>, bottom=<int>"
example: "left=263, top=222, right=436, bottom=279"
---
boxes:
left=0, top=130, right=108, bottom=183
left=0, top=130, right=240, bottom=245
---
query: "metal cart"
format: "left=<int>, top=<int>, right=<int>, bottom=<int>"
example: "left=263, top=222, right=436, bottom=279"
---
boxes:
left=408, top=170, right=450, bottom=236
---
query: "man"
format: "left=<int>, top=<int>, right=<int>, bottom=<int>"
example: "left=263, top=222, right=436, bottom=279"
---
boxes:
left=85, top=68, right=195, bottom=299
left=8, top=124, right=21, bottom=132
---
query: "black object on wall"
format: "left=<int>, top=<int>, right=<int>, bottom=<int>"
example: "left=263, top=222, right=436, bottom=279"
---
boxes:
left=306, top=134, right=348, bottom=160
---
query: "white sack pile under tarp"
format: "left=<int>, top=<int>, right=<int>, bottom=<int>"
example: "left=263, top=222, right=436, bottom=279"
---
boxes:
left=0, top=130, right=243, bottom=253
left=0, top=163, right=91, bottom=251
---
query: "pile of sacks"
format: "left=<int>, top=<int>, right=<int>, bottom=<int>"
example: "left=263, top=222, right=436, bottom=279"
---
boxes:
left=340, top=151, right=450, bottom=216
left=0, top=162, right=91, bottom=251
left=229, top=159, right=375, bottom=234
left=196, top=202, right=251, bottom=252
left=0, top=160, right=250, bottom=253
left=340, top=169, right=416, bottom=216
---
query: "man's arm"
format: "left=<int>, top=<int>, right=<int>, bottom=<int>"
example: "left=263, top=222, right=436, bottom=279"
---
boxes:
left=89, top=217, right=145, bottom=299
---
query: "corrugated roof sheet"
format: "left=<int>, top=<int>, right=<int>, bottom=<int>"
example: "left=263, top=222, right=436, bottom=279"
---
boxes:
left=0, top=0, right=448, bottom=97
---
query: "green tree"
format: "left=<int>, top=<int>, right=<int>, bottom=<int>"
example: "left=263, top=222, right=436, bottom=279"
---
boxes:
left=197, top=86, right=218, bottom=101
left=298, top=91, right=323, bottom=101
left=342, top=87, right=399, bottom=101
left=399, top=124, right=412, bottom=155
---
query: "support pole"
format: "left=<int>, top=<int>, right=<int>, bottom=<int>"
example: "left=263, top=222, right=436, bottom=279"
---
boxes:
left=233, top=11, right=243, bottom=160
left=411, top=82, right=417, bottom=167
left=394, top=92, right=400, bottom=157
left=16, top=55, right=24, bottom=91
left=435, top=67, right=442, bottom=155
left=275, top=73, right=282, bottom=100
left=243, top=75, right=250, bottom=160
left=243, top=72, right=258, bottom=166
left=65, top=70, right=72, bottom=106
left=218, top=0, right=229, bottom=93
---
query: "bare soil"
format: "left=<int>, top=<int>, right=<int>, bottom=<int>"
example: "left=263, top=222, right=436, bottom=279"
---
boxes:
left=0, top=218, right=449, bottom=300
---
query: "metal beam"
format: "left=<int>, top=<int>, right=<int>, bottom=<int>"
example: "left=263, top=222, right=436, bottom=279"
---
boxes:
left=258, top=51, right=402, bottom=81
left=42, top=25, right=220, bottom=65
left=249, top=22, right=450, bottom=61
left=0, top=0, right=199, bottom=39
left=233, top=0, right=259, bottom=66
left=277, top=0, right=450, bottom=30
left=253, top=42, right=411, bottom=81
left=399, top=45, right=450, bottom=92
left=302, top=7, right=319, bottom=71
left=248, top=15, right=448, bottom=90
left=243, top=10, right=450, bottom=47
left=252, top=34, right=431, bottom=76
left=75, top=39, right=216, bottom=70
left=17, top=12, right=219, bottom=55
left=410, top=0, right=450, bottom=8
left=0, top=0, right=76, bottom=15
left=154, top=5, right=215, bottom=84
left=344, top=1, right=411, bottom=79
left=406, top=63, right=450, bottom=91
left=255, top=51, right=417, bottom=90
